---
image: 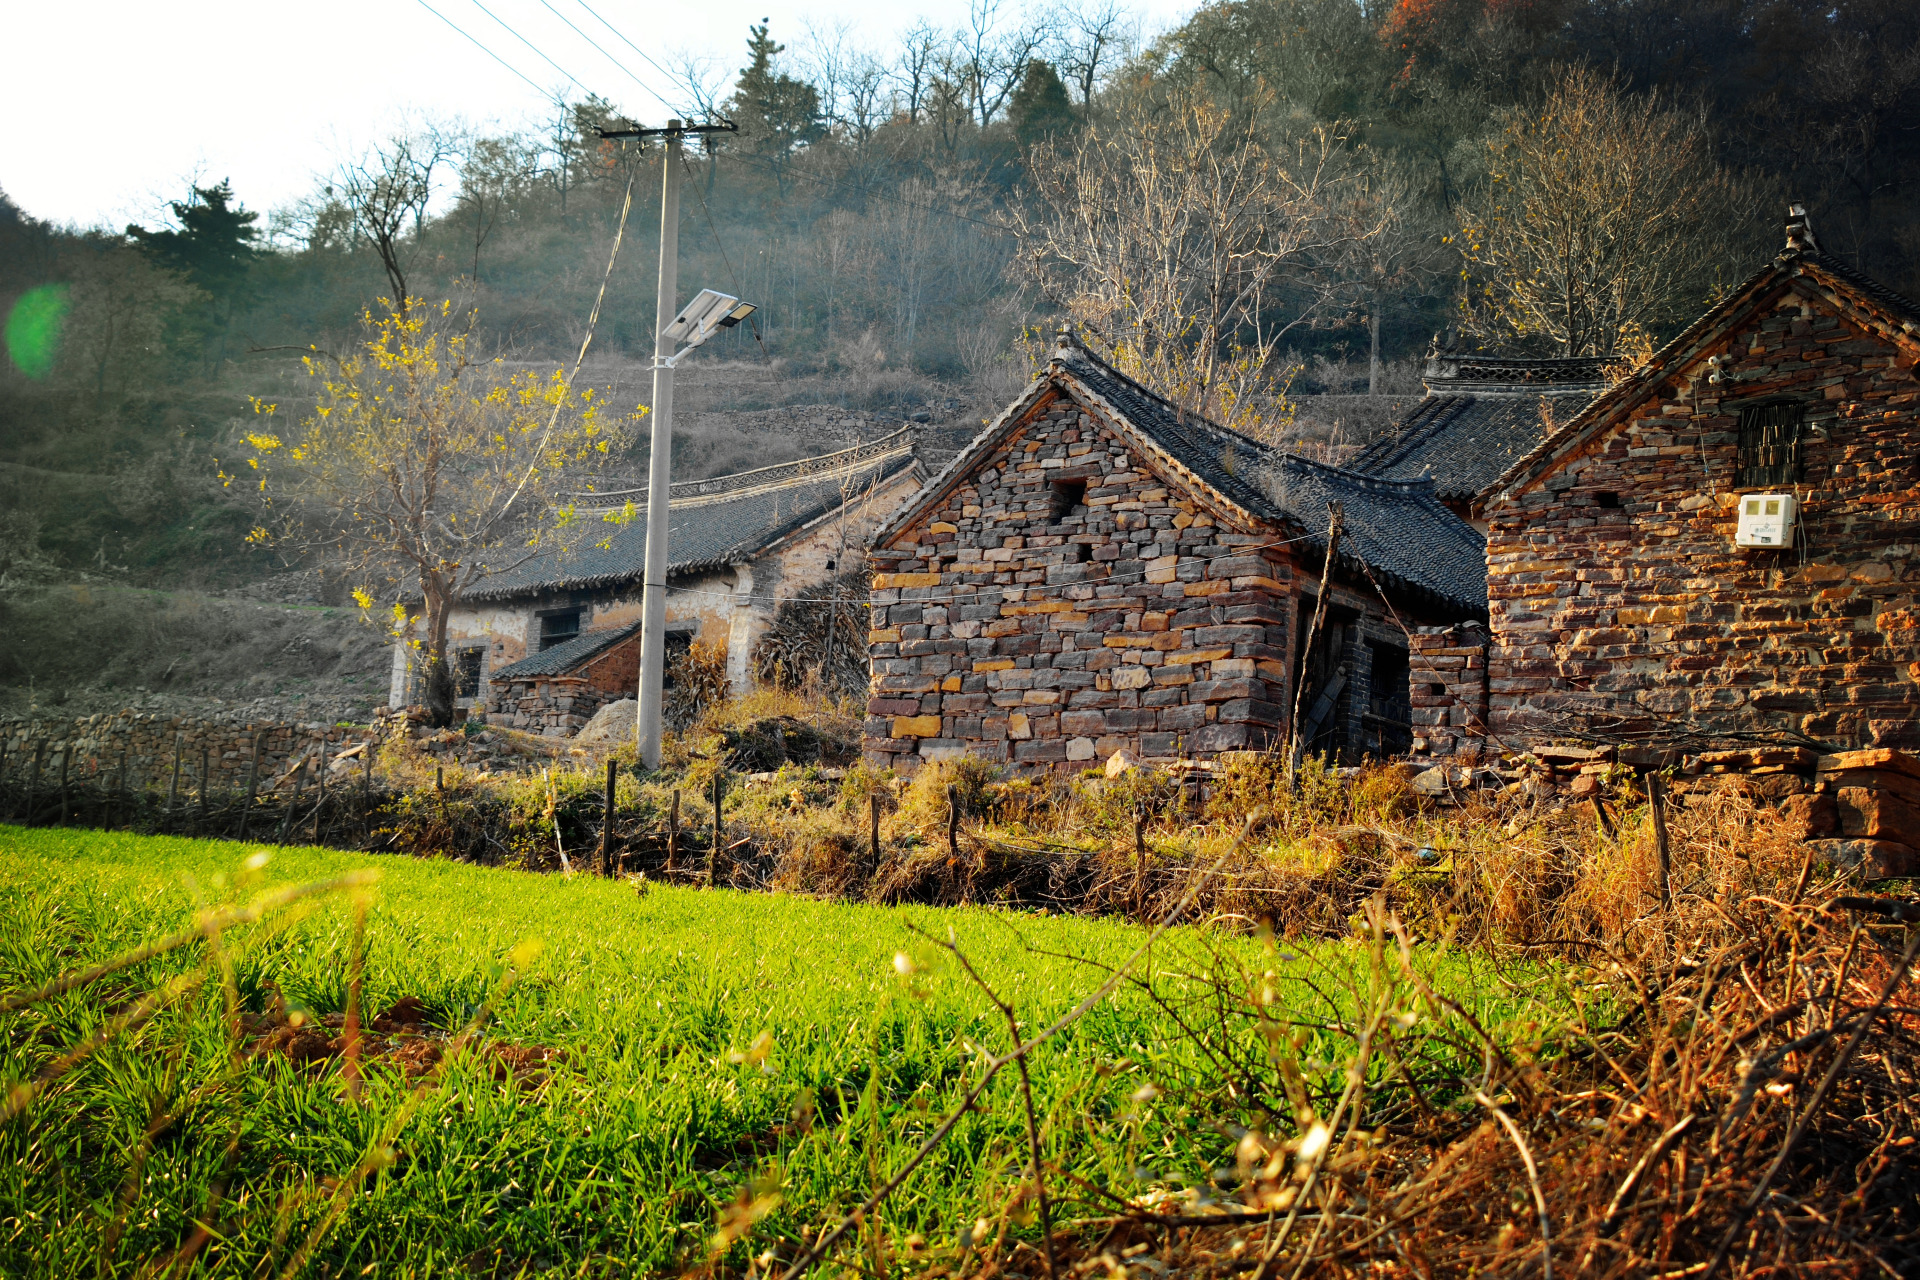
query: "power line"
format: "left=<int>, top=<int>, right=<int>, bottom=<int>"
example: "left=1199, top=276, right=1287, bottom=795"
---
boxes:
left=468, top=0, right=591, bottom=95
left=536, top=0, right=677, bottom=113
left=413, top=0, right=557, bottom=101
left=681, top=152, right=775, bottom=365
left=571, top=0, right=687, bottom=93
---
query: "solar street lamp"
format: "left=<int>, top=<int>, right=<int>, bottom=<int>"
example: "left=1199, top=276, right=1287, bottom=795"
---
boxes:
left=593, top=118, right=753, bottom=770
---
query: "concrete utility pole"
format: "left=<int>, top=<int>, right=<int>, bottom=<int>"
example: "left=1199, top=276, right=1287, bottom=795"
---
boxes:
left=596, top=117, right=741, bottom=770
left=637, top=121, right=683, bottom=770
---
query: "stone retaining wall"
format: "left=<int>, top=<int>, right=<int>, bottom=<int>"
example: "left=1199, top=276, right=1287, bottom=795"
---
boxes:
left=0, top=712, right=373, bottom=792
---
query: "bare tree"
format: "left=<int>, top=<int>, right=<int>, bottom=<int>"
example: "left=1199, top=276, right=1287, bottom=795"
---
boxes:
left=454, top=133, right=544, bottom=282
left=1456, top=66, right=1768, bottom=359
left=330, top=130, right=460, bottom=307
left=665, top=47, right=732, bottom=121
left=891, top=22, right=944, bottom=124
left=1329, top=154, right=1447, bottom=394
left=1013, top=91, right=1360, bottom=437
left=1057, top=0, right=1132, bottom=105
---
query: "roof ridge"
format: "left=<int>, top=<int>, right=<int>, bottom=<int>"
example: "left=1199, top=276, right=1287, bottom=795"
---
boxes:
left=1274, top=449, right=1438, bottom=496
left=577, top=428, right=913, bottom=506
left=1055, top=347, right=1281, bottom=455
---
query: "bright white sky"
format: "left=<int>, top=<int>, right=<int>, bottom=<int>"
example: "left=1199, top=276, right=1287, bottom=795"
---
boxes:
left=2, top=0, right=1194, bottom=232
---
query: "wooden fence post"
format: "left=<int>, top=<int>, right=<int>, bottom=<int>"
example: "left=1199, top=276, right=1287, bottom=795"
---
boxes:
left=312, top=739, right=328, bottom=844
left=1649, top=772, right=1673, bottom=909
left=278, top=756, right=304, bottom=846
left=870, top=792, right=881, bottom=863
left=601, top=758, right=617, bottom=877
left=165, top=734, right=182, bottom=825
left=667, top=789, right=680, bottom=872
left=239, top=738, right=260, bottom=840
left=947, top=784, right=960, bottom=859
left=710, top=771, right=723, bottom=887
left=27, top=741, right=45, bottom=825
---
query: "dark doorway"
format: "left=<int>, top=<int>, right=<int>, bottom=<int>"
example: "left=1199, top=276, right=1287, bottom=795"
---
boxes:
left=1361, top=641, right=1413, bottom=759
left=1291, top=599, right=1356, bottom=761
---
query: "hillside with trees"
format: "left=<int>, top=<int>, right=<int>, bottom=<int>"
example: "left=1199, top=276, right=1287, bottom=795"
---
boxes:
left=2, top=0, right=1915, bottom=596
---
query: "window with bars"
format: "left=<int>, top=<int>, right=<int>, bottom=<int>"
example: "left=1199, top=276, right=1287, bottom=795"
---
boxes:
left=1735, top=401, right=1806, bottom=488
left=454, top=647, right=484, bottom=699
left=537, top=609, right=583, bottom=651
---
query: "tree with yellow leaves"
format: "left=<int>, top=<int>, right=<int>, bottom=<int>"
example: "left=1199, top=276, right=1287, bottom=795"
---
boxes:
left=231, top=298, right=642, bottom=725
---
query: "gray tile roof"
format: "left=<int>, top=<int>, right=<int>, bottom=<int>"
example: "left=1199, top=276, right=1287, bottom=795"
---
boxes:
left=491, top=619, right=642, bottom=681
left=464, top=433, right=917, bottom=602
left=1060, top=346, right=1488, bottom=614
left=1351, top=390, right=1596, bottom=502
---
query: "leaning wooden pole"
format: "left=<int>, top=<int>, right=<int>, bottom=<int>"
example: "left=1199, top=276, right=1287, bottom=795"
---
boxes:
left=1287, top=502, right=1345, bottom=773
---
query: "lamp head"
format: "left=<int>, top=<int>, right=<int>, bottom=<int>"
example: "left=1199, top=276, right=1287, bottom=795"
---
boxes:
left=664, top=289, right=759, bottom=350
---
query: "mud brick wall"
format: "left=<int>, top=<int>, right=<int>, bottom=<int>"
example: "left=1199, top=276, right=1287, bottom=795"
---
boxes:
left=1486, top=273, right=1920, bottom=751
left=1408, top=622, right=1490, bottom=761
left=865, top=389, right=1297, bottom=774
left=1, top=713, right=365, bottom=791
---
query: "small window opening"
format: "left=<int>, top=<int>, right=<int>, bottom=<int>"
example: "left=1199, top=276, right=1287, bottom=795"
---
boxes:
left=539, top=609, right=583, bottom=651
left=1736, top=401, right=1806, bottom=487
left=454, top=647, right=484, bottom=699
left=825, top=558, right=836, bottom=571
left=1050, top=477, right=1087, bottom=520
left=1594, top=491, right=1622, bottom=509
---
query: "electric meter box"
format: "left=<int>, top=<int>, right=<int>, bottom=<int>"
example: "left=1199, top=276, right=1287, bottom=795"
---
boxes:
left=1735, top=493, right=1797, bottom=548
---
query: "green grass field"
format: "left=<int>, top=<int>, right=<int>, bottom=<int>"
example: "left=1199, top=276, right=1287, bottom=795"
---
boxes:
left=0, top=826, right=1584, bottom=1278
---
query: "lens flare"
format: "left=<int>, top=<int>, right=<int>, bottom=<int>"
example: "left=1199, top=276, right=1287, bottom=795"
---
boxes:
left=5, top=284, right=69, bottom=380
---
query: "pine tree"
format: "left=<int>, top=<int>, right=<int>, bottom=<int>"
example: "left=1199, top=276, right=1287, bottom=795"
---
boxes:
left=727, top=22, right=824, bottom=183
left=1009, top=61, right=1077, bottom=150
left=126, top=180, right=259, bottom=301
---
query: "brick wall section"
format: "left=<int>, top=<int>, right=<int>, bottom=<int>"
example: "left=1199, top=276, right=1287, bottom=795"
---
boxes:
left=865, top=389, right=1299, bottom=773
left=1408, top=622, right=1490, bottom=760
left=2, top=713, right=366, bottom=790
left=1485, top=276, right=1920, bottom=749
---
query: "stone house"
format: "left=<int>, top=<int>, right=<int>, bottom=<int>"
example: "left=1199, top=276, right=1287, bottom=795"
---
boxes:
left=388, top=431, right=922, bottom=734
left=1352, top=349, right=1607, bottom=530
left=862, top=335, right=1488, bottom=774
left=1435, top=210, right=1920, bottom=758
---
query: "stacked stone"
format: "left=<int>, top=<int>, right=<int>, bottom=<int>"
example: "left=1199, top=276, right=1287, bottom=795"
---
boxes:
left=488, top=676, right=616, bottom=737
left=865, top=392, right=1295, bottom=774
left=0, top=712, right=359, bottom=789
left=1485, top=277, right=1920, bottom=752
left=1407, top=622, right=1489, bottom=761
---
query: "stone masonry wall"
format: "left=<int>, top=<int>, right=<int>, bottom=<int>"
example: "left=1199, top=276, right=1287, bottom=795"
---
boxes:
left=865, top=388, right=1299, bottom=773
left=1408, top=622, right=1490, bottom=761
left=1, top=712, right=368, bottom=793
left=1486, top=276, right=1920, bottom=750
left=488, top=676, right=619, bottom=737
